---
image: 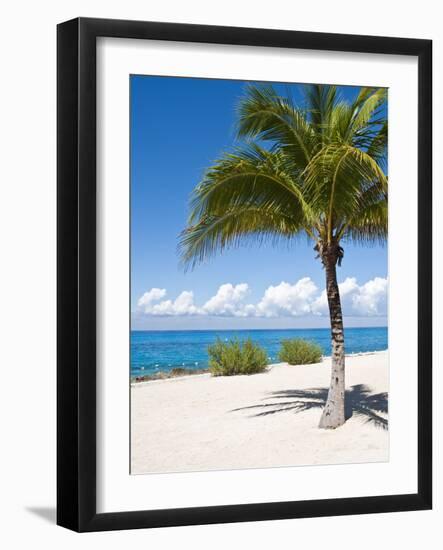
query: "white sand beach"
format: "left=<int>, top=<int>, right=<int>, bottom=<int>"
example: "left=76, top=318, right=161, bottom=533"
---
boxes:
left=131, top=351, right=388, bottom=475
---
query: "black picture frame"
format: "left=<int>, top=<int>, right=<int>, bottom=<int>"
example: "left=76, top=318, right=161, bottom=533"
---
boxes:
left=57, top=17, right=432, bottom=532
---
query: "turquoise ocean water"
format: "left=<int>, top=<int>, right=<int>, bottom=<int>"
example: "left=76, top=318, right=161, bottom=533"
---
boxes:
left=131, top=327, right=387, bottom=377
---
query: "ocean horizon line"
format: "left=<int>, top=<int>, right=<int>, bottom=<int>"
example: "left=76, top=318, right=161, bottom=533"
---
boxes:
left=131, top=326, right=388, bottom=333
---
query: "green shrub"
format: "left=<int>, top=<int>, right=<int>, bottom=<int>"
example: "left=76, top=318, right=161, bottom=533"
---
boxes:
left=170, top=367, right=208, bottom=377
left=208, top=338, right=268, bottom=376
left=170, top=367, right=189, bottom=377
left=278, top=338, right=323, bottom=365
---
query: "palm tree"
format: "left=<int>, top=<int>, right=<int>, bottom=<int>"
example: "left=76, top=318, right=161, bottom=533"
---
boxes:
left=179, top=84, right=387, bottom=429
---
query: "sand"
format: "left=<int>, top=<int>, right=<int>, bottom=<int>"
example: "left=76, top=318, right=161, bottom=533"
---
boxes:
left=131, top=351, right=389, bottom=474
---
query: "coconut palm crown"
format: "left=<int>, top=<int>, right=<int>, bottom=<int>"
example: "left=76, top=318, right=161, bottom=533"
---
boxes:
left=179, top=84, right=387, bottom=429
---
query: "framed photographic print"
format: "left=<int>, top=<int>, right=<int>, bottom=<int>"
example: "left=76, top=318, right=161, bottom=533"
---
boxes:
left=57, top=17, right=432, bottom=532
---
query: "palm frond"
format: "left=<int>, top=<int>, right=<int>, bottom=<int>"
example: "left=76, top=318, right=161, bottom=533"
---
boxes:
left=340, top=200, right=388, bottom=245
left=189, top=145, right=313, bottom=224
left=180, top=206, right=306, bottom=269
left=180, top=83, right=388, bottom=267
left=365, top=120, right=388, bottom=171
left=236, top=85, right=314, bottom=166
left=303, top=143, right=387, bottom=238
left=347, top=88, right=387, bottom=141
left=303, top=84, right=338, bottom=136
left=181, top=145, right=314, bottom=268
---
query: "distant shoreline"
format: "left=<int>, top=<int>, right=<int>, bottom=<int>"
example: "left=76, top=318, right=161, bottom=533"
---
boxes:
left=131, top=327, right=388, bottom=379
left=131, top=349, right=388, bottom=385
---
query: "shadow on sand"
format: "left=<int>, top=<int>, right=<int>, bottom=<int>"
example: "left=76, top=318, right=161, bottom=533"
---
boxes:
left=232, top=384, right=388, bottom=430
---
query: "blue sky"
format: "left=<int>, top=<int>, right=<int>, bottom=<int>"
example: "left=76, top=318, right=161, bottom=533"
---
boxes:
left=131, top=75, right=387, bottom=330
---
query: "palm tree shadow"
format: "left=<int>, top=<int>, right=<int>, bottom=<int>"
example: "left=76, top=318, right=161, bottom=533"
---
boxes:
left=232, top=384, right=388, bottom=430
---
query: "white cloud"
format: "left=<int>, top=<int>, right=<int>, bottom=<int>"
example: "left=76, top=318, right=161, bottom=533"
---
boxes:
left=137, top=288, right=201, bottom=316
left=255, top=277, right=318, bottom=318
left=311, top=277, right=359, bottom=316
left=202, top=283, right=251, bottom=317
left=136, top=277, right=388, bottom=318
left=311, top=277, right=387, bottom=317
left=137, top=287, right=167, bottom=308
left=352, top=277, right=388, bottom=316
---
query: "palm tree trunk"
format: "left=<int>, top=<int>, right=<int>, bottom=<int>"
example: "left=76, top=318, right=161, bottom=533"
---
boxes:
left=319, top=245, right=346, bottom=429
